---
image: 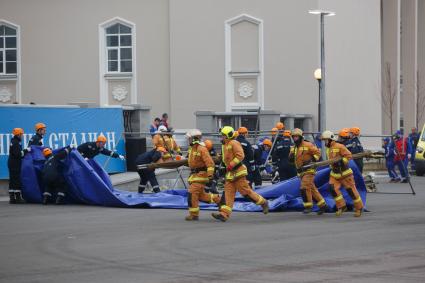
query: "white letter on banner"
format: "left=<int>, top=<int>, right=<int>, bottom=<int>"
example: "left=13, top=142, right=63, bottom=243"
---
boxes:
left=0, top=134, right=5, bottom=155
left=88, top=132, right=98, bottom=142
left=49, top=133, right=59, bottom=149
left=80, top=133, right=87, bottom=144
left=58, top=133, right=69, bottom=147
left=22, top=133, right=30, bottom=147
left=70, top=133, right=78, bottom=147
left=106, top=132, right=116, bottom=150
left=6, top=134, right=11, bottom=154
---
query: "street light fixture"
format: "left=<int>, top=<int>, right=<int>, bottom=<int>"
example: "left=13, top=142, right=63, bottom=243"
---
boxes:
left=309, top=9, right=335, bottom=159
left=314, top=68, right=322, bottom=132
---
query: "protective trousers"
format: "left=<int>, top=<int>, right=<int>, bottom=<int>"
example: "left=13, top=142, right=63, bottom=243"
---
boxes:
left=300, top=174, right=326, bottom=209
left=219, top=177, right=266, bottom=220
left=44, top=177, right=68, bottom=197
left=394, top=160, right=408, bottom=179
left=278, top=160, right=297, bottom=181
left=188, top=182, right=220, bottom=217
left=137, top=169, right=159, bottom=193
left=329, top=175, right=363, bottom=211
left=385, top=159, right=399, bottom=180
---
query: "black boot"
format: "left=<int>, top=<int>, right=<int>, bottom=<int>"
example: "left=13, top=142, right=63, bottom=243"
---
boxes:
left=14, top=191, right=25, bottom=204
left=55, top=195, right=65, bottom=205
left=9, top=192, right=16, bottom=204
left=317, top=205, right=328, bottom=215
left=42, top=193, right=51, bottom=205
left=152, top=187, right=160, bottom=193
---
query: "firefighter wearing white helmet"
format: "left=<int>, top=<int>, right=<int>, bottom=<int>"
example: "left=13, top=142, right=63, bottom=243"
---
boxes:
left=321, top=130, right=364, bottom=217
left=211, top=126, right=269, bottom=222
left=151, top=125, right=180, bottom=161
left=289, top=128, right=328, bottom=215
left=184, top=129, right=220, bottom=221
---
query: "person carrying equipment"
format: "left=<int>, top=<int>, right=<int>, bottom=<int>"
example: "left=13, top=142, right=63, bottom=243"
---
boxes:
left=184, top=130, right=221, bottom=221
left=382, top=137, right=400, bottom=182
left=321, top=130, right=364, bottom=217
left=236, top=127, right=256, bottom=187
left=41, top=146, right=73, bottom=205
left=8, top=128, right=30, bottom=204
left=77, top=135, right=125, bottom=160
left=272, top=130, right=297, bottom=181
left=211, top=126, right=269, bottom=222
left=135, top=147, right=167, bottom=193
left=28, top=122, right=46, bottom=146
left=251, top=139, right=272, bottom=187
left=289, top=128, right=327, bottom=214
left=151, top=125, right=178, bottom=161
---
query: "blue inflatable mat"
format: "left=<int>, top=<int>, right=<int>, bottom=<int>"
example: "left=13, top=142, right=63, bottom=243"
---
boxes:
left=21, top=147, right=367, bottom=212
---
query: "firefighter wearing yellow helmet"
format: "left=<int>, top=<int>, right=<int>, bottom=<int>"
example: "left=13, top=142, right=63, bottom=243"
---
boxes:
left=211, top=126, right=269, bottom=222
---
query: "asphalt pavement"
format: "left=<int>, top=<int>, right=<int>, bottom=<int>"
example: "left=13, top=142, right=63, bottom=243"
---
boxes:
left=0, top=176, right=424, bottom=283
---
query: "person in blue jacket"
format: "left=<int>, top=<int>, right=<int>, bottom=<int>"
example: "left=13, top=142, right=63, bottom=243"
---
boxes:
left=382, top=137, right=400, bottom=182
left=408, top=127, right=420, bottom=170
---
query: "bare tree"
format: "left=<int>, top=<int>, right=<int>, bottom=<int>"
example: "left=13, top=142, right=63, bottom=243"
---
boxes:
left=381, top=62, right=398, bottom=133
left=416, top=70, right=425, bottom=129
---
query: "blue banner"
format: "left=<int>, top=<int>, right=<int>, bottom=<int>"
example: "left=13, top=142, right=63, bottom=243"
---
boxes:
left=0, top=106, right=126, bottom=179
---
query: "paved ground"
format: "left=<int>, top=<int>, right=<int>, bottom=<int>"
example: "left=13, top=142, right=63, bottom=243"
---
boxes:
left=0, top=176, right=424, bottom=283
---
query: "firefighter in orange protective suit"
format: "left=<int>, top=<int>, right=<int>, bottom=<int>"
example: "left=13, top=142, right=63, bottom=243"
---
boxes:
left=321, top=130, right=364, bottom=217
left=289, top=128, right=328, bottom=215
left=185, top=129, right=221, bottom=221
left=211, top=126, right=269, bottom=222
left=151, top=125, right=179, bottom=161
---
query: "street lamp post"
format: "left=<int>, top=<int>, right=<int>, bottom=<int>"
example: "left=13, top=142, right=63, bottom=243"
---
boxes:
left=309, top=9, right=335, bottom=160
left=314, top=68, right=322, bottom=132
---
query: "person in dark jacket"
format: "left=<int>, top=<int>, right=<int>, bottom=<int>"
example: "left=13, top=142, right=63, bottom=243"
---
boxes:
left=77, top=135, right=125, bottom=160
left=28, top=122, right=46, bottom=146
left=134, top=147, right=167, bottom=193
left=252, top=139, right=273, bottom=187
left=273, top=130, right=297, bottom=181
left=41, top=146, right=73, bottom=204
left=236, top=127, right=256, bottom=187
left=8, top=128, right=30, bottom=204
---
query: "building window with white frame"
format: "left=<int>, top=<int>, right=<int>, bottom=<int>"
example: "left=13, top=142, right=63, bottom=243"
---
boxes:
left=105, top=23, right=132, bottom=73
left=0, top=24, right=17, bottom=75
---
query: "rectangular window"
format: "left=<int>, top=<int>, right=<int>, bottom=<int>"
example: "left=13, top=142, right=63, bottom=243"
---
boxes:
left=0, top=25, right=18, bottom=75
left=105, top=23, right=132, bottom=73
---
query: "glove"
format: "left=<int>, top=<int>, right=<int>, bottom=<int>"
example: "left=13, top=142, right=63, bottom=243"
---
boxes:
left=250, top=165, right=256, bottom=172
left=84, top=157, right=89, bottom=161
left=119, top=155, right=125, bottom=160
left=259, top=165, right=266, bottom=171
left=226, top=164, right=233, bottom=171
left=26, top=147, right=31, bottom=152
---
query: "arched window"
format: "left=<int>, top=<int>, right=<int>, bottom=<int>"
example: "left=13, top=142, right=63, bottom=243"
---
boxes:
left=105, top=23, right=133, bottom=73
left=0, top=24, right=17, bottom=74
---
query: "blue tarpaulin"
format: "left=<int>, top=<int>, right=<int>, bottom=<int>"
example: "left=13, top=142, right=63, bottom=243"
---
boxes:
left=21, top=146, right=367, bottom=212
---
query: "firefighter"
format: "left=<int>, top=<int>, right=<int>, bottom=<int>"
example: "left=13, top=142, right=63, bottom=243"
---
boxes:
left=184, top=129, right=221, bottom=221
left=236, top=127, right=256, bottom=187
left=344, top=127, right=365, bottom=173
left=28, top=122, right=46, bottom=146
left=165, top=128, right=182, bottom=157
left=276, top=122, right=285, bottom=132
left=392, top=131, right=410, bottom=183
left=151, top=125, right=176, bottom=161
left=8, top=128, right=30, bottom=204
left=289, top=128, right=327, bottom=214
left=211, top=126, right=269, bottom=222
left=252, top=139, right=273, bottom=187
left=134, top=147, right=167, bottom=193
left=272, top=130, right=297, bottom=181
left=321, top=130, right=364, bottom=217
left=382, top=137, right=400, bottom=182
left=41, top=146, right=73, bottom=205
left=77, top=135, right=125, bottom=161
left=204, top=139, right=220, bottom=194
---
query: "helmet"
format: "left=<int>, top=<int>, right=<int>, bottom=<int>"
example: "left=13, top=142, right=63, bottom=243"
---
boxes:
left=12, top=128, right=24, bottom=136
left=339, top=128, right=350, bottom=138
left=271, top=127, right=278, bottom=136
left=204, top=139, right=213, bottom=151
left=35, top=123, right=46, bottom=131
left=283, top=130, right=292, bottom=137
left=238, top=127, right=248, bottom=135
left=350, top=127, right=360, bottom=136
left=156, top=146, right=167, bottom=153
left=158, top=125, right=168, bottom=133
left=43, top=148, right=52, bottom=157
left=96, top=135, right=107, bottom=143
left=276, top=122, right=285, bottom=130
left=262, top=139, right=272, bottom=147
left=321, top=130, right=336, bottom=141
left=220, top=126, right=235, bottom=139
left=185, top=129, right=202, bottom=139
left=291, top=128, right=303, bottom=137
left=383, top=137, right=390, bottom=143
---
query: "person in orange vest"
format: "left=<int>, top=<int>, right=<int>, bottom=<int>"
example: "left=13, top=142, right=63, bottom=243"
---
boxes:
left=211, top=126, right=269, bottom=222
left=321, top=130, right=364, bottom=217
left=185, top=129, right=221, bottom=221
left=289, top=128, right=328, bottom=214
left=151, top=125, right=179, bottom=161
left=203, top=139, right=220, bottom=194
